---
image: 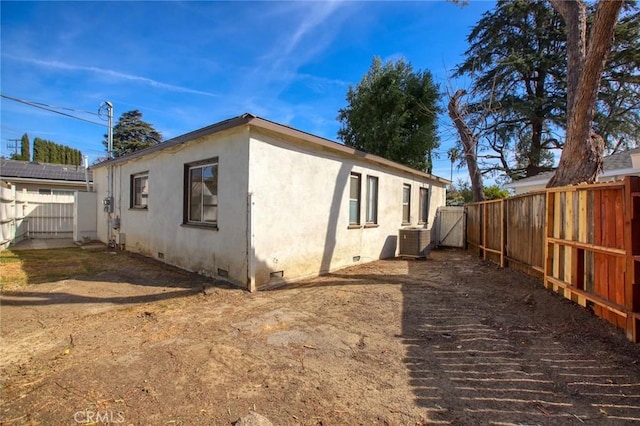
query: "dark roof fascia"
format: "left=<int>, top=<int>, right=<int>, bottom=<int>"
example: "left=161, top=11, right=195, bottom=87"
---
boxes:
left=92, top=113, right=450, bottom=185
left=92, top=113, right=254, bottom=169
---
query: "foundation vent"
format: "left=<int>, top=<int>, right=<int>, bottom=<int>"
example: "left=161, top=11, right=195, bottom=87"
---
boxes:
left=269, top=271, right=284, bottom=280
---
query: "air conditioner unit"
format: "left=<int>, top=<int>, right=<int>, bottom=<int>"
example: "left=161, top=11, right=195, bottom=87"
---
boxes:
left=398, top=227, right=431, bottom=258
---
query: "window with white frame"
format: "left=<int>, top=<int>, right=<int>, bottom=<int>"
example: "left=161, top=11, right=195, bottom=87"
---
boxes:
left=184, top=158, right=218, bottom=226
left=402, top=184, right=411, bottom=224
left=419, top=187, right=429, bottom=224
left=131, top=172, right=149, bottom=209
left=349, top=173, right=361, bottom=225
left=366, top=176, right=378, bottom=224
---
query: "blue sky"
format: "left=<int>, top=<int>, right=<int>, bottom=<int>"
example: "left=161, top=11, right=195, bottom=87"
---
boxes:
left=1, top=1, right=495, bottom=182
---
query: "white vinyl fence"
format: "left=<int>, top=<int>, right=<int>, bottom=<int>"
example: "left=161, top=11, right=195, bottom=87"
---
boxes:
left=0, top=186, right=75, bottom=249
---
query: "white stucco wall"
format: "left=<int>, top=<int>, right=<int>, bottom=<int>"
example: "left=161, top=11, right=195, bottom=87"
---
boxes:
left=247, top=129, right=446, bottom=288
left=93, top=122, right=448, bottom=291
left=74, top=191, right=97, bottom=242
left=94, top=126, right=250, bottom=287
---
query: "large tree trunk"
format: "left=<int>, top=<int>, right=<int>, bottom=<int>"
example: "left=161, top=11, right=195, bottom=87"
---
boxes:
left=547, top=0, right=623, bottom=188
left=448, top=90, right=486, bottom=202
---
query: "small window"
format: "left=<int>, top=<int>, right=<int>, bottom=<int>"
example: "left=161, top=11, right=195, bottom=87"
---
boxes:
left=366, top=176, right=378, bottom=224
left=131, top=172, right=149, bottom=209
left=38, top=188, right=52, bottom=195
left=184, top=158, right=218, bottom=226
left=402, top=184, right=411, bottom=224
left=349, top=173, right=361, bottom=225
left=419, top=187, right=429, bottom=224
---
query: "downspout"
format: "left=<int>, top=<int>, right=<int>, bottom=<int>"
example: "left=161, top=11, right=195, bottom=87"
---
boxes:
left=247, top=192, right=256, bottom=292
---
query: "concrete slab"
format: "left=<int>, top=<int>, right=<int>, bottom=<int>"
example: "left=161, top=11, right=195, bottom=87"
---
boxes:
left=9, top=238, right=77, bottom=251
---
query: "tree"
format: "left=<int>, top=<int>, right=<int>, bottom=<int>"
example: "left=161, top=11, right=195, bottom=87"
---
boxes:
left=547, top=0, right=624, bottom=187
left=104, top=110, right=162, bottom=158
left=32, top=137, right=82, bottom=165
left=455, top=0, right=566, bottom=180
left=593, top=4, right=640, bottom=153
left=446, top=180, right=507, bottom=205
left=448, top=90, right=486, bottom=202
left=337, top=57, right=441, bottom=171
left=20, top=133, right=30, bottom=161
left=483, top=185, right=509, bottom=200
left=447, top=147, right=460, bottom=183
left=454, top=0, right=638, bottom=182
left=9, top=133, right=30, bottom=161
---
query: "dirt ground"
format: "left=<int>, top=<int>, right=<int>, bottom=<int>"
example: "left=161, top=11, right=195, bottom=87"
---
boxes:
left=1, top=248, right=640, bottom=425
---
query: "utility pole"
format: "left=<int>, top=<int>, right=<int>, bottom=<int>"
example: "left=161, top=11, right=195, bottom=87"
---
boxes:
left=6, top=138, right=20, bottom=157
left=100, top=101, right=115, bottom=246
left=106, top=101, right=113, bottom=159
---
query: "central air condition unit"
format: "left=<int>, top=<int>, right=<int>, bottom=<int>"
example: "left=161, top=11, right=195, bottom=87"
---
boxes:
left=398, top=227, right=431, bottom=258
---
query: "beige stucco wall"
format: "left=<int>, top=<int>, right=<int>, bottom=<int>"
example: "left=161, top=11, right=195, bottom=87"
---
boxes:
left=94, top=124, right=447, bottom=290
left=94, top=126, right=250, bottom=287
left=247, top=129, right=447, bottom=288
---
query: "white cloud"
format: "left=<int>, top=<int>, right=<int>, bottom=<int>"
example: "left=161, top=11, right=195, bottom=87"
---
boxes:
left=4, top=55, right=217, bottom=97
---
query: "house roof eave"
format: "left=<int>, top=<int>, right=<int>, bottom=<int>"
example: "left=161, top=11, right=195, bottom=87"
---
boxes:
left=93, top=112, right=451, bottom=185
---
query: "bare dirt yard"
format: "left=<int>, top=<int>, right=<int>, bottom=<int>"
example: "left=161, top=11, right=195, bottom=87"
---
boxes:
left=1, top=247, right=640, bottom=425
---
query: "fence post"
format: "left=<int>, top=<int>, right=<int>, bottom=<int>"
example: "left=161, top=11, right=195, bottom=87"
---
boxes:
left=482, top=202, right=487, bottom=261
left=500, top=199, right=506, bottom=268
left=11, top=185, right=18, bottom=243
left=543, top=191, right=554, bottom=290
left=624, top=176, right=640, bottom=342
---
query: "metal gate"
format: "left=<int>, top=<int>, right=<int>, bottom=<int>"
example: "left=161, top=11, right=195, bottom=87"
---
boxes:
left=435, top=206, right=465, bottom=248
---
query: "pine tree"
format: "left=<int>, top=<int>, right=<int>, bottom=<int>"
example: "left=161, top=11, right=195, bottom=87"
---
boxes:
left=103, top=110, right=163, bottom=157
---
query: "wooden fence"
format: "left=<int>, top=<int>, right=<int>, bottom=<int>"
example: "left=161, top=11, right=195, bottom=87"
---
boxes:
left=466, top=176, right=640, bottom=343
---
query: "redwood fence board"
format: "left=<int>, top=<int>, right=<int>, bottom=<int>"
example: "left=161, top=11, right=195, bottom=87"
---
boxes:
left=465, top=176, right=640, bottom=343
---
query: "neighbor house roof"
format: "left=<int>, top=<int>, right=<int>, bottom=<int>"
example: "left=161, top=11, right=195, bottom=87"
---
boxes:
left=505, top=147, right=640, bottom=190
left=1, top=159, right=92, bottom=183
left=93, top=113, right=451, bottom=185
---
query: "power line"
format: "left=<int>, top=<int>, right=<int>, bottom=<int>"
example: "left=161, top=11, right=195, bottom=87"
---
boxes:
left=0, top=94, right=107, bottom=127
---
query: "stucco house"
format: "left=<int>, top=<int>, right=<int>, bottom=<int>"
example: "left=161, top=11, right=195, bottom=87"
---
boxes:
left=505, top=147, right=640, bottom=194
left=92, top=113, right=449, bottom=291
left=1, top=159, right=93, bottom=194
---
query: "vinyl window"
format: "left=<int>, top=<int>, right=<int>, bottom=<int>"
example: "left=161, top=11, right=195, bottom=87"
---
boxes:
left=349, top=173, right=361, bottom=225
left=402, top=184, right=411, bottom=224
left=131, top=172, right=149, bottom=209
left=366, top=176, right=378, bottom=224
left=419, top=187, right=429, bottom=224
left=184, top=158, right=218, bottom=226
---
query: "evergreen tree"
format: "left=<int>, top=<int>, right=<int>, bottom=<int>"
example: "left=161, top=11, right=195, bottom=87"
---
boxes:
left=337, top=57, right=441, bottom=172
left=455, top=0, right=638, bottom=181
left=103, top=110, right=163, bottom=158
left=32, top=137, right=82, bottom=165
left=20, top=133, right=30, bottom=161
